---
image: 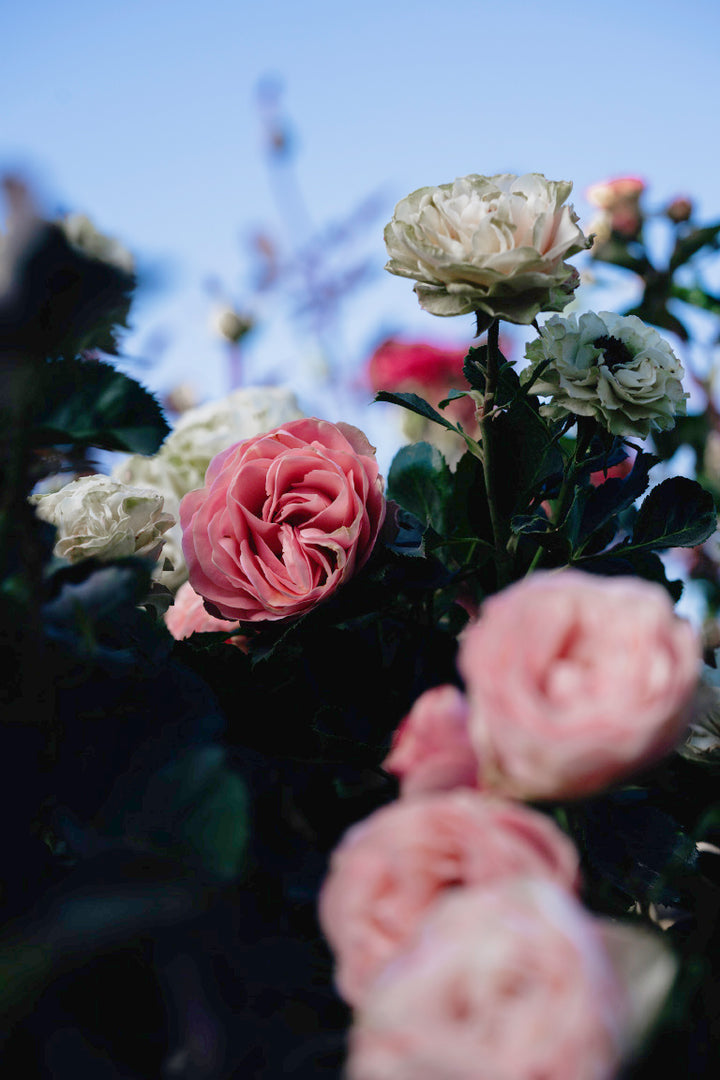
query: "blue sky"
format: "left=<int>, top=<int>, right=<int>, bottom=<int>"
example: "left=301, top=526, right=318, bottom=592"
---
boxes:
left=3, top=0, right=719, bottom=465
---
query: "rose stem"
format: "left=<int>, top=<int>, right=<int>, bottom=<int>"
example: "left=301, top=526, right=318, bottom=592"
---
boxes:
left=478, top=318, right=511, bottom=588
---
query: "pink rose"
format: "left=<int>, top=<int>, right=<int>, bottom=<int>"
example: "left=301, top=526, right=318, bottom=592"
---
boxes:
left=458, top=570, right=699, bottom=800
left=318, top=790, right=580, bottom=1005
left=382, top=685, right=480, bottom=796
left=586, top=176, right=645, bottom=239
left=179, top=418, right=385, bottom=622
left=347, top=879, right=672, bottom=1080
left=164, top=580, right=246, bottom=647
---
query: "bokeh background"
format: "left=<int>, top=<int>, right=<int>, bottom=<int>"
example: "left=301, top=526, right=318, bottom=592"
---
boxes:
left=3, top=0, right=719, bottom=470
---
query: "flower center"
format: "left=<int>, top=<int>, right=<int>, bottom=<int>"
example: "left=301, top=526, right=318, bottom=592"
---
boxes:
left=593, top=335, right=634, bottom=372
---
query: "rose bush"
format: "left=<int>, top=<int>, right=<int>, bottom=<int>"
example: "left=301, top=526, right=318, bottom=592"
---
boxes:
left=458, top=570, right=699, bottom=800
left=179, top=418, right=385, bottom=622
left=31, top=474, right=174, bottom=563
left=523, top=310, right=687, bottom=438
left=382, top=685, right=479, bottom=797
left=113, top=385, right=303, bottom=588
left=346, top=879, right=675, bottom=1080
left=318, top=790, right=580, bottom=1005
left=384, top=173, right=590, bottom=327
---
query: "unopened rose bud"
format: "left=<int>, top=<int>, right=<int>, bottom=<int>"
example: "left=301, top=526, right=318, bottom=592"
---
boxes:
left=211, top=306, right=254, bottom=344
left=666, top=196, right=693, bottom=223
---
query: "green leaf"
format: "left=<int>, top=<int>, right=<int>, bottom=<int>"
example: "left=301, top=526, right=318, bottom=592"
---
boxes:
left=375, top=391, right=457, bottom=432
left=574, top=452, right=657, bottom=548
left=126, top=746, right=249, bottom=881
left=0, top=222, right=135, bottom=359
left=387, top=442, right=453, bottom=533
left=670, top=283, right=720, bottom=318
left=575, top=549, right=683, bottom=602
left=669, top=221, right=720, bottom=272
left=30, top=357, right=170, bottom=454
left=651, top=414, right=711, bottom=468
left=632, top=477, right=717, bottom=550
left=590, top=236, right=654, bottom=276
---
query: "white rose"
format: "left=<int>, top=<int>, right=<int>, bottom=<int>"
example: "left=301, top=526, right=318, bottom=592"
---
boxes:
left=384, top=173, right=590, bottom=327
left=112, top=385, right=303, bottom=588
left=59, top=212, right=135, bottom=274
left=523, top=311, right=687, bottom=438
left=31, top=475, right=174, bottom=563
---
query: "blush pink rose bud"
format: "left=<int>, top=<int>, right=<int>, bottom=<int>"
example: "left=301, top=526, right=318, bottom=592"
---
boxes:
left=382, top=685, right=480, bottom=796
left=458, top=570, right=700, bottom=801
left=586, top=176, right=645, bottom=238
left=164, top=580, right=246, bottom=648
left=346, top=879, right=675, bottom=1080
left=318, top=790, right=580, bottom=1006
left=179, top=418, right=385, bottom=622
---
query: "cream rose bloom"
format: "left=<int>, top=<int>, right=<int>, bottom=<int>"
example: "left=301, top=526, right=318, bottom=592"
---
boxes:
left=384, top=173, right=590, bottom=327
left=31, top=475, right=174, bottom=563
left=112, top=385, right=303, bottom=588
left=524, top=310, right=687, bottom=438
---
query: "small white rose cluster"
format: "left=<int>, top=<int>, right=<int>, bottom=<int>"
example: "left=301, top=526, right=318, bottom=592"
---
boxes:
left=524, top=311, right=687, bottom=438
left=31, top=475, right=174, bottom=564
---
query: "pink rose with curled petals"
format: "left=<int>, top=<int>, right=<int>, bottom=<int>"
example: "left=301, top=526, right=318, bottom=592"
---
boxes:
left=164, top=581, right=246, bottom=648
left=347, top=879, right=675, bottom=1080
left=179, top=418, right=385, bottom=622
left=318, top=790, right=580, bottom=1006
left=383, top=685, right=480, bottom=796
left=458, top=570, right=700, bottom=801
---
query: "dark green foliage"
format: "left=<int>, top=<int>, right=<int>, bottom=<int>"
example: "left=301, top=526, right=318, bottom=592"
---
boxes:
left=29, top=356, right=170, bottom=455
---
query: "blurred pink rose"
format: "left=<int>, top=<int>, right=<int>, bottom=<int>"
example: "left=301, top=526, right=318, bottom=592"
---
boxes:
left=164, top=581, right=245, bottom=647
left=383, top=685, right=479, bottom=796
left=368, top=338, right=479, bottom=437
left=318, top=790, right=580, bottom=1005
left=458, top=570, right=699, bottom=800
left=586, top=175, right=645, bottom=239
left=347, top=879, right=663, bottom=1080
left=180, top=418, right=385, bottom=621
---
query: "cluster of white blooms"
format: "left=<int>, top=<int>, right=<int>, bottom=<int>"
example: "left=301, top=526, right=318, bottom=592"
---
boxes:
left=31, top=475, right=174, bottom=564
left=112, top=385, right=303, bottom=588
left=523, top=311, right=687, bottom=438
left=384, top=173, right=590, bottom=325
